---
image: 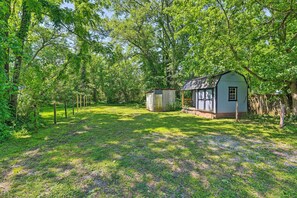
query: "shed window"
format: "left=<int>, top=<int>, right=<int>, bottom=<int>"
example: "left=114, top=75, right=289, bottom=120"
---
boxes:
left=228, top=87, right=237, bottom=101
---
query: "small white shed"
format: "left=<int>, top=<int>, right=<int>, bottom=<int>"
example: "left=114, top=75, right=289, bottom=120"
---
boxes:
left=146, top=89, right=176, bottom=112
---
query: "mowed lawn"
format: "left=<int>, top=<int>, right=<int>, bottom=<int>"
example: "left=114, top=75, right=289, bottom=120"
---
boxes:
left=0, top=105, right=296, bottom=197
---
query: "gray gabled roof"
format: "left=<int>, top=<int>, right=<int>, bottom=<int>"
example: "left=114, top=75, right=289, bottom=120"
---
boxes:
left=181, top=71, right=230, bottom=91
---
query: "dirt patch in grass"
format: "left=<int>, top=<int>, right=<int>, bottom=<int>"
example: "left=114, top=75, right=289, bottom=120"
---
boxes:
left=0, top=182, right=11, bottom=193
left=0, top=105, right=296, bottom=197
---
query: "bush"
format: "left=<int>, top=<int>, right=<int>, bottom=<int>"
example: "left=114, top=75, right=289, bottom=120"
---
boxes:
left=0, top=68, right=11, bottom=141
left=0, top=124, right=11, bottom=142
left=166, top=100, right=182, bottom=111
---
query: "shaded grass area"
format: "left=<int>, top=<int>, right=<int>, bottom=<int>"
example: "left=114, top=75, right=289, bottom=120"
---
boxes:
left=0, top=105, right=296, bottom=197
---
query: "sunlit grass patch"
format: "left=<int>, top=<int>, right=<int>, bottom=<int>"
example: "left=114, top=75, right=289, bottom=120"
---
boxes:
left=0, top=104, right=296, bottom=197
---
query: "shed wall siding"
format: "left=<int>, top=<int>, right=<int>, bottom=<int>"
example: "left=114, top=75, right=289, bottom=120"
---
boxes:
left=195, top=90, right=198, bottom=109
left=162, top=90, right=176, bottom=111
left=217, top=72, right=248, bottom=113
left=154, top=94, right=163, bottom=111
left=146, top=90, right=176, bottom=112
left=146, top=93, right=154, bottom=111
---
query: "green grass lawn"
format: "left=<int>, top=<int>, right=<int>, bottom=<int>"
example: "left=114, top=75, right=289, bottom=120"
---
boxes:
left=0, top=105, right=296, bottom=197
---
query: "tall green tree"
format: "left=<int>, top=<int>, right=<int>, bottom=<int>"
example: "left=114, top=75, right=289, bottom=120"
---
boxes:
left=109, top=0, right=189, bottom=89
left=172, top=0, right=297, bottom=114
left=2, top=0, right=106, bottom=117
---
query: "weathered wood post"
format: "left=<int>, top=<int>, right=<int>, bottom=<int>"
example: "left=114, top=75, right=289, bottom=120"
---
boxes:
left=34, top=104, right=38, bottom=132
left=64, top=100, right=68, bottom=118
left=76, top=94, right=79, bottom=112
left=54, top=102, right=57, bottom=124
left=235, top=100, right=239, bottom=122
left=181, top=91, right=184, bottom=108
left=72, top=96, right=75, bottom=115
left=280, top=103, right=285, bottom=128
left=80, top=94, right=82, bottom=109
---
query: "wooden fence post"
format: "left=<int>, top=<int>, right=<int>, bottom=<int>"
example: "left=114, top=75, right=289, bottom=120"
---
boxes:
left=235, top=100, right=239, bottom=122
left=76, top=94, right=79, bottom=112
left=182, top=91, right=184, bottom=108
left=80, top=94, right=82, bottom=109
left=280, top=103, right=285, bottom=128
left=72, top=97, right=75, bottom=115
left=54, top=102, right=57, bottom=124
left=34, top=104, right=38, bottom=132
left=64, top=100, right=67, bottom=118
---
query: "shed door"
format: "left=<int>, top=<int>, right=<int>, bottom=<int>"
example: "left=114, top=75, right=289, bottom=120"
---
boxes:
left=205, top=89, right=213, bottom=111
left=155, top=94, right=163, bottom=112
left=198, top=90, right=204, bottom=110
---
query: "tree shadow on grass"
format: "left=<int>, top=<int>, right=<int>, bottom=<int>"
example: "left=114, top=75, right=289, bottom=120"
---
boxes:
left=0, top=106, right=296, bottom=197
left=82, top=112, right=296, bottom=197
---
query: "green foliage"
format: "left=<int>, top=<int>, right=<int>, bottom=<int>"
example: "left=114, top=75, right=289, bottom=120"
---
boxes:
left=100, top=45, right=144, bottom=103
left=166, top=99, right=182, bottom=111
left=108, top=0, right=189, bottom=89
left=171, top=0, right=296, bottom=84
left=170, top=0, right=297, bottom=113
left=0, top=69, right=11, bottom=141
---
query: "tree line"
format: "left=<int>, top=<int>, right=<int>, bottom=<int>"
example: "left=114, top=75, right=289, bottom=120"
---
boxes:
left=0, top=0, right=296, bottom=140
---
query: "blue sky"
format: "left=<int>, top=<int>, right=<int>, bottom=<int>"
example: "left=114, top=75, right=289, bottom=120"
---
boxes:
left=60, top=2, right=75, bottom=10
left=60, top=2, right=113, bottom=18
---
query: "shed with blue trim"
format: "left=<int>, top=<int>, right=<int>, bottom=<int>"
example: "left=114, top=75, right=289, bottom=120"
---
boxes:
left=181, top=71, right=248, bottom=118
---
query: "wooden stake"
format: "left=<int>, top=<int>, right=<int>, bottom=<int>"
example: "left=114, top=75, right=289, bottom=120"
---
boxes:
left=182, top=91, right=184, bottom=108
left=64, top=101, right=67, bottom=118
left=54, top=102, right=57, bottom=124
left=72, top=97, right=75, bottom=115
left=34, top=104, right=38, bottom=132
left=280, top=103, right=285, bottom=128
left=76, top=94, right=79, bottom=112
left=235, top=100, right=239, bottom=122
left=80, top=94, right=82, bottom=109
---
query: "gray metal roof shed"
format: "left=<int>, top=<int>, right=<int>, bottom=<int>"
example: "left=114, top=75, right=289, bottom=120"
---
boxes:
left=181, top=71, right=248, bottom=118
left=181, top=72, right=228, bottom=90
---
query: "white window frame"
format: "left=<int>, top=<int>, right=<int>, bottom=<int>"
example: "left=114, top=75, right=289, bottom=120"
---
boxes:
left=228, top=87, right=237, bottom=101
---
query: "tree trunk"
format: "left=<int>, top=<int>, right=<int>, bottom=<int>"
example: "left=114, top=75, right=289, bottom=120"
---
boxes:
left=4, top=0, right=11, bottom=79
left=10, top=1, right=31, bottom=117
left=10, top=56, right=22, bottom=116
left=83, top=95, right=86, bottom=107
left=4, top=48, right=10, bottom=80
left=291, top=80, right=297, bottom=116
